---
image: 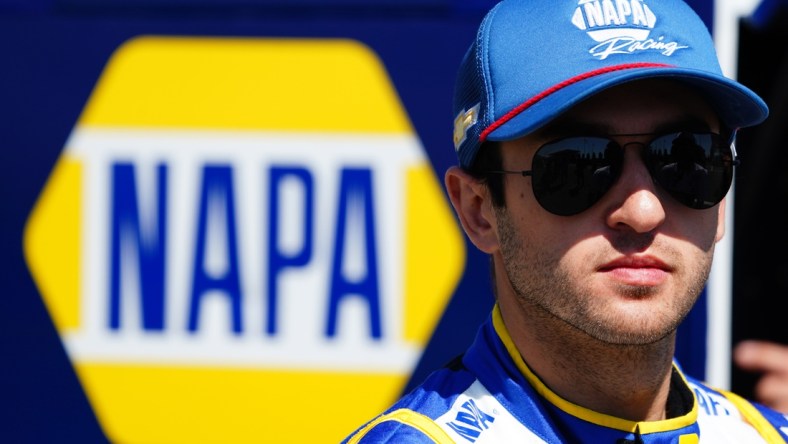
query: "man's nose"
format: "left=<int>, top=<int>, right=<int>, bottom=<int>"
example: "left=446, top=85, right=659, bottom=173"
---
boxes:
left=604, top=148, right=666, bottom=233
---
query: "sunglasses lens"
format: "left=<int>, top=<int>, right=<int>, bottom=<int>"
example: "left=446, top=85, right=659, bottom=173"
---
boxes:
left=532, top=137, right=623, bottom=216
left=647, top=132, right=734, bottom=209
left=525, top=132, right=734, bottom=216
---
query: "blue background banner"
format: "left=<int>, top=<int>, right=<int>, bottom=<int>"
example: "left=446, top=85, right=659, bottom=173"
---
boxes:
left=0, top=1, right=714, bottom=441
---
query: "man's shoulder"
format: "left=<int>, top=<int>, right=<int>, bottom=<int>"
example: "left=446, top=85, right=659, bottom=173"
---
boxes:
left=341, top=375, right=549, bottom=444
left=686, top=377, right=788, bottom=442
left=339, top=408, right=458, bottom=444
left=340, top=362, right=478, bottom=443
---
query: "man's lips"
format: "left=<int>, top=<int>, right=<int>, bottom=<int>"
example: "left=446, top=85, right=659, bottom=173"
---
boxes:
left=599, top=256, right=671, bottom=286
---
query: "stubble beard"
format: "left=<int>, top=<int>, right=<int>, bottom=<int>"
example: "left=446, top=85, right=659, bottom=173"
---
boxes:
left=494, top=207, right=710, bottom=346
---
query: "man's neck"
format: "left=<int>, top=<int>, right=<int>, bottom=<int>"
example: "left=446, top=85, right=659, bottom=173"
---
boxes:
left=498, top=297, right=677, bottom=421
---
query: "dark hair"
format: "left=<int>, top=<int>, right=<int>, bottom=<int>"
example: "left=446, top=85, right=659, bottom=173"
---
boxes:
left=467, top=140, right=506, bottom=207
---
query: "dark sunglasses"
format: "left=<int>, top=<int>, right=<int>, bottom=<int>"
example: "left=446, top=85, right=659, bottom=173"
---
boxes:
left=486, top=131, right=738, bottom=216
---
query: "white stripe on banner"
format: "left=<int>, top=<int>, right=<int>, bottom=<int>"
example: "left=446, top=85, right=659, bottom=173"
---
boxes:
left=707, top=0, right=761, bottom=391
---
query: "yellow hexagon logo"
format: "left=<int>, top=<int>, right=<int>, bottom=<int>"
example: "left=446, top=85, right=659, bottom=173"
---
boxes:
left=23, top=36, right=464, bottom=443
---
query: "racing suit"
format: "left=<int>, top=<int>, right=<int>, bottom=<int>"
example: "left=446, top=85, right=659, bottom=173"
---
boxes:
left=342, top=305, right=788, bottom=443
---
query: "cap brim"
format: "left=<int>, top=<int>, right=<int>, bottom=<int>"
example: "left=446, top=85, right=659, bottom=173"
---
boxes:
left=486, top=67, right=769, bottom=142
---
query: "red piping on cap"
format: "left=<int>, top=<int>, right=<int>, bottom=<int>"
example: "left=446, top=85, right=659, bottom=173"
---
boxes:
left=478, top=63, right=673, bottom=142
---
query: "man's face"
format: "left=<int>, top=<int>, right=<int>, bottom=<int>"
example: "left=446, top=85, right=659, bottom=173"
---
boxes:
left=494, top=79, right=725, bottom=345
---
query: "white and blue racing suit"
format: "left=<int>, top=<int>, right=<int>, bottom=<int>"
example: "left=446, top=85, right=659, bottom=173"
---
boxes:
left=342, top=305, right=788, bottom=443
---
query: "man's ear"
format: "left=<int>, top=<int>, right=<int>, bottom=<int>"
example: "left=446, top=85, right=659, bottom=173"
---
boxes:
left=715, top=197, right=726, bottom=243
left=444, top=166, right=499, bottom=254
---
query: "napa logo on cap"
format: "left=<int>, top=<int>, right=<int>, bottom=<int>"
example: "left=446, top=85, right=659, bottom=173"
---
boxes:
left=23, top=36, right=464, bottom=443
left=571, top=0, right=688, bottom=60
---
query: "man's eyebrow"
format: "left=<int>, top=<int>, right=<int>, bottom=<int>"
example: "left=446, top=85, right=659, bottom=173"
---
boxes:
left=535, top=121, right=605, bottom=138
left=650, top=117, right=715, bottom=134
left=535, top=116, right=715, bottom=139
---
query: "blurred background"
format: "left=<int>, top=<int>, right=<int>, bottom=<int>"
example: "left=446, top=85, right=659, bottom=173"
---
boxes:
left=1, top=0, right=786, bottom=442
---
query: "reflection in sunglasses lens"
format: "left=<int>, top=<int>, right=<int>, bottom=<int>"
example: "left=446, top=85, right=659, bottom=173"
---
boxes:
left=530, top=132, right=732, bottom=215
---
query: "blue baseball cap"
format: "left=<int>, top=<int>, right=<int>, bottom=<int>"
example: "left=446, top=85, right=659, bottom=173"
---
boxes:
left=452, top=0, right=769, bottom=169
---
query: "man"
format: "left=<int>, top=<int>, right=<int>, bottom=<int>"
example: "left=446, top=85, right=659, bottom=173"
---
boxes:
left=342, top=0, right=788, bottom=442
